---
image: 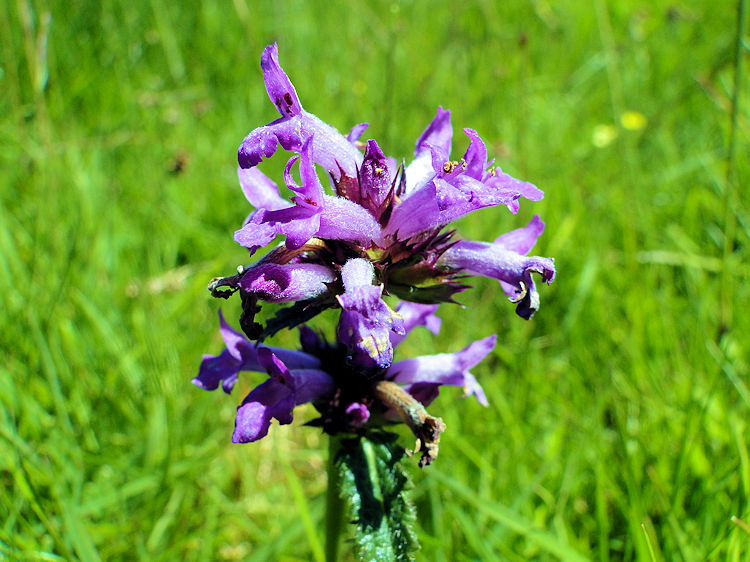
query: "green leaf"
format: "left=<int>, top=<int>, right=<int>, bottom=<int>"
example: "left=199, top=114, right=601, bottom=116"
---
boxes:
left=332, top=433, right=419, bottom=561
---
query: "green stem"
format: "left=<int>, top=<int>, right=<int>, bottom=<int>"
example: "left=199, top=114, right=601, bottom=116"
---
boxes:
left=719, top=0, right=746, bottom=337
left=325, top=435, right=344, bottom=562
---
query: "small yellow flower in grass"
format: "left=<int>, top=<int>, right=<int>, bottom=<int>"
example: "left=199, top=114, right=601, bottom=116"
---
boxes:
left=620, top=110, right=647, bottom=131
left=592, top=124, right=618, bottom=148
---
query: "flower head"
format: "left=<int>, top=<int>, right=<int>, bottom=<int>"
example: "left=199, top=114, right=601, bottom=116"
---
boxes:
left=196, top=43, right=557, bottom=466
left=210, top=43, right=555, bottom=368
left=196, top=304, right=495, bottom=465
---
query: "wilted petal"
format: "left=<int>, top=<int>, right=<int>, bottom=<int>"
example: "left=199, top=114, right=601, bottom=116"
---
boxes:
left=387, top=335, right=497, bottom=406
left=239, top=263, right=336, bottom=302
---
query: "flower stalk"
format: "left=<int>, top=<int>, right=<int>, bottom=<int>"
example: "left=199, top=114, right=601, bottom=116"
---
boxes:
left=326, top=435, right=344, bottom=562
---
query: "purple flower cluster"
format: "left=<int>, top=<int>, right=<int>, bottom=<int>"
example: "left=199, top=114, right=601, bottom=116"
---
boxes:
left=195, top=44, right=555, bottom=465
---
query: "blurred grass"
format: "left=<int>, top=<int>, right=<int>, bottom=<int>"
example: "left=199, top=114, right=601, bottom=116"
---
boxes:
left=1, top=0, right=748, bottom=559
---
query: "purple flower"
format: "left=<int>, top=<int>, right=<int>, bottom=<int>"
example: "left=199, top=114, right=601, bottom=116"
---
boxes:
left=238, top=262, right=336, bottom=303
left=387, top=335, right=496, bottom=407
left=196, top=306, right=495, bottom=460
left=336, top=258, right=405, bottom=371
left=194, top=310, right=322, bottom=394
left=238, top=43, right=362, bottom=178
left=437, top=215, right=556, bottom=319
left=223, top=43, right=555, bottom=339
left=194, top=312, right=334, bottom=442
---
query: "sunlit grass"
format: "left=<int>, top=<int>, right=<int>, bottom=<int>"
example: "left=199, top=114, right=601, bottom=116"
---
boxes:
left=1, top=0, right=748, bottom=559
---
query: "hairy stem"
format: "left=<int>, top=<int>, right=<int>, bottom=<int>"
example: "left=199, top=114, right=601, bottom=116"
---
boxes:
left=325, top=435, right=344, bottom=562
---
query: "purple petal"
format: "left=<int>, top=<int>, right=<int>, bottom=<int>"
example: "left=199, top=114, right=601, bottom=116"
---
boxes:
left=346, top=122, right=369, bottom=143
left=336, top=259, right=405, bottom=370
left=258, top=347, right=332, bottom=404
left=269, top=347, right=322, bottom=371
left=289, top=369, right=336, bottom=405
left=238, top=166, right=291, bottom=211
left=439, top=239, right=556, bottom=286
left=232, top=378, right=295, bottom=443
left=414, top=106, right=452, bottom=161
left=483, top=169, right=544, bottom=210
left=239, top=263, right=336, bottom=302
left=194, top=350, right=242, bottom=392
left=390, top=302, right=441, bottom=348
left=386, top=335, right=497, bottom=406
left=318, top=195, right=384, bottom=247
left=238, top=112, right=363, bottom=179
left=284, top=137, right=324, bottom=206
left=404, top=151, right=434, bottom=196
left=397, top=129, right=545, bottom=231
left=261, top=43, right=302, bottom=117
left=193, top=311, right=321, bottom=394
left=218, top=309, right=257, bottom=363
left=461, top=128, right=488, bottom=180
left=193, top=311, right=262, bottom=393
left=239, top=45, right=364, bottom=179
left=493, top=215, right=545, bottom=254
left=234, top=204, right=320, bottom=255
left=383, top=181, right=441, bottom=239
left=341, top=257, right=376, bottom=289
left=391, top=163, right=543, bottom=240
left=298, top=325, right=324, bottom=355
left=438, top=239, right=555, bottom=319
left=359, top=140, right=392, bottom=211
left=257, top=346, right=292, bottom=382
left=404, top=107, right=452, bottom=195
left=386, top=175, right=493, bottom=238
left=345, top=402, right=371, bottom=427
left=399, top=383, right=440, bottom=407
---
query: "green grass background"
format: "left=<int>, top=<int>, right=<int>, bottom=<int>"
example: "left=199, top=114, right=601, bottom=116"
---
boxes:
left=1, top=0, right=748, bottom=559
